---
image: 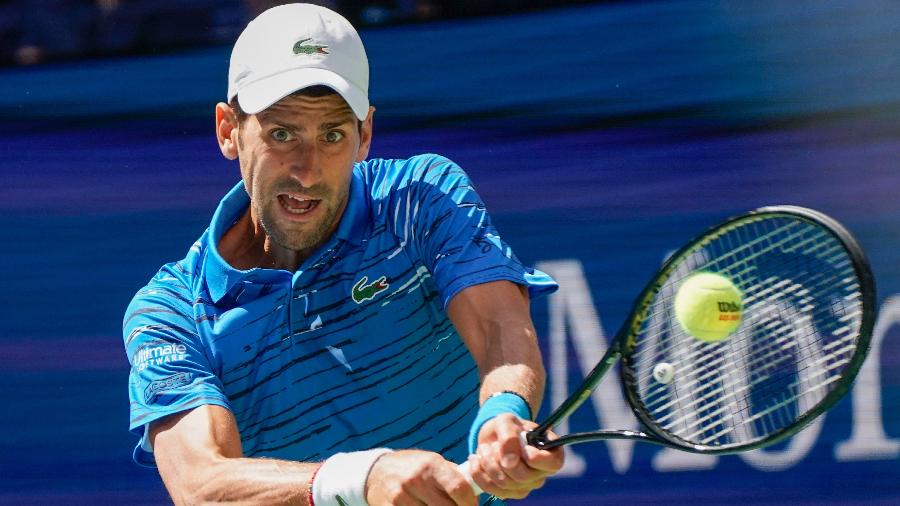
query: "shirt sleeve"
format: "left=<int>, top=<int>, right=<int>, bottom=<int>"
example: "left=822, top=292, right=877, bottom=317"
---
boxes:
left=123, top=270, right=231, bottom=467
left=404, top=154, right=558, bottom=307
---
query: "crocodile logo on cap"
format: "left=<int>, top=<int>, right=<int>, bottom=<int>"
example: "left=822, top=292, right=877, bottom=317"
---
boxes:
left=293, top=38, right=329, bottom=55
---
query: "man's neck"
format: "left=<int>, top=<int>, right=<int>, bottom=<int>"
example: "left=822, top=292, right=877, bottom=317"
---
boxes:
left=217, top=209, right=309, bottom=272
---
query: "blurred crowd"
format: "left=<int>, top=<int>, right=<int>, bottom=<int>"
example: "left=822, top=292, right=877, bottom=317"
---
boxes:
left=0, top=0, right=594, bottom=66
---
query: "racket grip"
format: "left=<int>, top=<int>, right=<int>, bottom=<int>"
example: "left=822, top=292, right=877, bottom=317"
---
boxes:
left=519, top=429, right=530, bottom=449
left=456, top=460, right=484, bottom=495
left=457, top=431, right=529, bottom=496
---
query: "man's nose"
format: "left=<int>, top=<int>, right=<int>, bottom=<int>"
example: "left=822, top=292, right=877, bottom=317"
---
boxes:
left=288, top=142, right=322, bottom=188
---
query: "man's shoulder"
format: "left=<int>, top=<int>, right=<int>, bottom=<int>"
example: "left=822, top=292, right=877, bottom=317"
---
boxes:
left=353, top=154, right=482, bottom=251
left=358, top=153, right=468, bottom=197
left=123, top=237, right=208, bottom=332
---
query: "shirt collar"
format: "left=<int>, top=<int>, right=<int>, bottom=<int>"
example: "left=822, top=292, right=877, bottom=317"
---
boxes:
left=204, top=181, right=255, bottom=303
left=204, top=168, right=369, bottom=303
left=335, top=167, right=369, bottom=244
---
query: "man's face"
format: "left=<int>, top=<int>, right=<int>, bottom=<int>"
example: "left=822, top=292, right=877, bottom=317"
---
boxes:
left=228, top=93, right=372, bottom=255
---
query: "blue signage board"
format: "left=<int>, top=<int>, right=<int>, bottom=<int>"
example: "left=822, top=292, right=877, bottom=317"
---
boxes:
left=0, top=1, right=896, bottom=503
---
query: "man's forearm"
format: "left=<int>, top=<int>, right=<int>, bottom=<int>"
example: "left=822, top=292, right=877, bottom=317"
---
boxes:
left=480, top=362, right=545, bottom=416
left=445, top=281, right=547, bottom=418
left=161, top=455, right=318, bottom=506
left=478, top=323, right=546, bottom=415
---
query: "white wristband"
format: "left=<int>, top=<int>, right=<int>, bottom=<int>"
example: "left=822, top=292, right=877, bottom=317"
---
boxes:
left=312, top=448, right=393, bottom=506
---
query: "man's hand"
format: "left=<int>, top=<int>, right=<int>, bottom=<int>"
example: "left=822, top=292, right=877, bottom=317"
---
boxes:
left=465, top=413, right=564, bottom=500
left=366, top=450, right=478, bottom=506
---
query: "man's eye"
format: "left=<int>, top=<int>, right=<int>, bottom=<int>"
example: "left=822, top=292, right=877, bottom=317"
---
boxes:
left=324, top=131, right=344, bottom=143
left=271, top=129, right=293, bottom=142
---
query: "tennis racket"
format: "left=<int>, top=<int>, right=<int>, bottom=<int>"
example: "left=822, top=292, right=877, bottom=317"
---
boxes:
left=460, top=205, right=874, bottom=492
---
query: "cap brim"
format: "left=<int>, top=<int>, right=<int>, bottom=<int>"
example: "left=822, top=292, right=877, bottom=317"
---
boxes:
left=236, top=67, right=369, bottom=121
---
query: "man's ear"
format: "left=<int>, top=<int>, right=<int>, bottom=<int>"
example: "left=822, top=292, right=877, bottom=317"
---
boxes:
left=215, top=102, right=240, bottom=160
left=355, top=106, right=376, bottom=162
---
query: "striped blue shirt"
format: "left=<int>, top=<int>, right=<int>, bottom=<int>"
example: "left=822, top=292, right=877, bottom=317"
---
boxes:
left=124, top=154, right=557, bottom=469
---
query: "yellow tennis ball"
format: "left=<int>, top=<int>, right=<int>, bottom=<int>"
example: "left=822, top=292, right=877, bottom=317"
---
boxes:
left=674, top=272, right=743, bottom=343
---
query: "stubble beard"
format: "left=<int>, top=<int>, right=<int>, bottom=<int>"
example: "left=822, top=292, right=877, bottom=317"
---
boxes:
left=256, top=194, right=337, bottom=253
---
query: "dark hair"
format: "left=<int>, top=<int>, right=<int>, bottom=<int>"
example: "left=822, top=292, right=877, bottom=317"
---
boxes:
left=229, top=85, right=349, bottom=124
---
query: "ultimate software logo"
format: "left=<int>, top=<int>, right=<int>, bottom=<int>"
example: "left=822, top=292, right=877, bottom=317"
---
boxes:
left=132, top=342, right=188, bottom=372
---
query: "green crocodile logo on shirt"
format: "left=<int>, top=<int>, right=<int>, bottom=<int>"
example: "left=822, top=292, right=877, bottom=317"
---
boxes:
left=293, top=38, right=329, bottom=55
left=352, top=275, right=389, bottom=304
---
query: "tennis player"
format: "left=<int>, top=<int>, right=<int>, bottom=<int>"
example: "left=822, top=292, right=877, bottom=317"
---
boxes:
left=123, top=3, right=563, bottom=505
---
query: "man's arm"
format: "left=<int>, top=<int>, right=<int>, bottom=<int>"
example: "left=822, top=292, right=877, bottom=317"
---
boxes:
left=150, top=404, right=316, bottom=505
left=151, top=405, right=477, bottom=506
left=448, top=280, right=564, bottom=500
left=448, top=280, right=545, bottom=409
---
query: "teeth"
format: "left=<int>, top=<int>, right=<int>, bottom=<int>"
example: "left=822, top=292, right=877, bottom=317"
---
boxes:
left=279, top=194, right=316, bottom=214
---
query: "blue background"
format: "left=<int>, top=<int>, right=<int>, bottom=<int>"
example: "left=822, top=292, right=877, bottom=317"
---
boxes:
left=1, top=0, right=898, bottom=504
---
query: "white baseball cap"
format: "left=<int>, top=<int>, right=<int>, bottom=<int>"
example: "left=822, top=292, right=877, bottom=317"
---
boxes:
left=227, top=3, right=369, bottom=120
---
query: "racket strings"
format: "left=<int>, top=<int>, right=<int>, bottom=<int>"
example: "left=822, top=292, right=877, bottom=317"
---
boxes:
left=627, top=216, right=864, bottom=448
left=645, top=221, right=857, bottom=365
left=690, top=278, right=854, bottom=441
left=641, top=277, right=846, bottom=408
left=676, top=348, right=853, bottom=444
left=647, top=299, right=859, bottom=420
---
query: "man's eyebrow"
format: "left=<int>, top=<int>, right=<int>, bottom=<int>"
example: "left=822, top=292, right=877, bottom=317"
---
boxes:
left=320, top=113, right=357, bottom=130
left=255, top=109, right=355, bottom=130
left=256, top=109, right=296, bottom=125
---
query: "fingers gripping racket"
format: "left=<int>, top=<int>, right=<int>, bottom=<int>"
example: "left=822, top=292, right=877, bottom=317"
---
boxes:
left=460, top=206, right=874, bottom=492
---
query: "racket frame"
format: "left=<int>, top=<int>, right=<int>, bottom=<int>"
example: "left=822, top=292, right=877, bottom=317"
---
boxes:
left=527, top=205, right=876, bottom=454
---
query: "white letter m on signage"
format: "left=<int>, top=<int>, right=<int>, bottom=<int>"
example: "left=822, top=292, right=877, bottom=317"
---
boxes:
left=538, top=259, right=639, bottom=475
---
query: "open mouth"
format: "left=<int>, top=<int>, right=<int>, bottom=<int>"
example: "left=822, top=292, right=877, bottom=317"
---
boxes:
left=278, top=193, right=320, bottom=215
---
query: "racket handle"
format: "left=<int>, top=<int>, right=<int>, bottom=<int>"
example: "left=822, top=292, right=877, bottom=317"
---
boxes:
left=457, top=431, right=530, bottom=496
left=519, top=429, right=530, bottom=449
left=456, top=460, right=484, bottom=495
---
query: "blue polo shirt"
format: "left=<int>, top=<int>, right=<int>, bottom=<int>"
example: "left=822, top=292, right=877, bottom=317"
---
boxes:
left=124, top=154, right=557, bottom=469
